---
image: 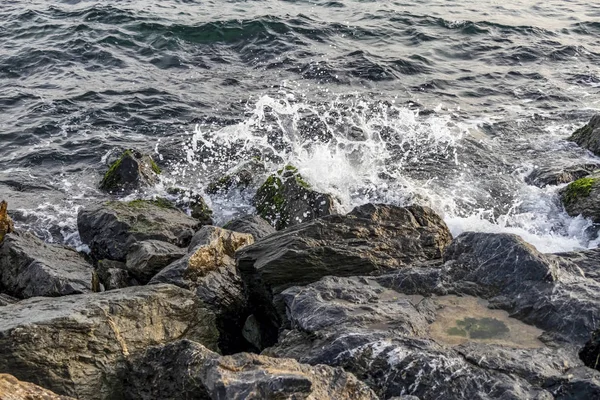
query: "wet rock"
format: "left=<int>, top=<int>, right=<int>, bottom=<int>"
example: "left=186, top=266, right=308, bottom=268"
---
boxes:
left=223, top=215, right=276, bottom=240
left=568, top=114, right=600, bottom=156
left=0, top=374, right=74, bottom=400
left=0, top=200, right=14, bottom=244
left=559, top=173, right=600, bottom=222
left=206, top=158, right=266, bottom=194
left=242, top=314, right=264, bottom=350
left=125, top=240, right=186, bottom=284
left=0, top=284, right=218, bottom=399
left=77, top=199, right=202, bottom=261
left=100, top=149, right=161, bottom=194
left=266, top=275, right=598, bottom=399
left=525, top=163, right=599, bottom=188
left=167, top=188, right=213, bottom=224
left=580, top=328, right=600, bottom=371
left=0, top=231, right=93, bottom=298
left=254, top=165, right=338, bottom=229
left=150, top=226, right=254, bottom=353
left=0, top=293, right=18, bottom=306
left=97, top=259, right=136, bottom=290
left=125, top=339, right=378, bottom=400
left=237, top=203, right=452, bottom=347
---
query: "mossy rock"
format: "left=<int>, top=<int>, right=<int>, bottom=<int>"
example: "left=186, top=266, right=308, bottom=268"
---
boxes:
left=254, top=165, right=337, bottom=230
left=206, top=159, right=266, bottom=195
left=167, top=188, right=213, bottom=225
left=560, top=173, right=600, bottom=223
left=568, top=114, right=600, bottom=156
left=562, top=177, right=596, bottom=206
left=100, top=150, right=161, bottom=193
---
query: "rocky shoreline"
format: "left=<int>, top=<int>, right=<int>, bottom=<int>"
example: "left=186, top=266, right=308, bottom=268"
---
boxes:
left=2, top=116, right=600, bottom=399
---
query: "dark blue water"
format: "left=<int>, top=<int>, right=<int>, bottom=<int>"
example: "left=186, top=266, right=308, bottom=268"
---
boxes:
left=1, top=0, right=599, bottom=252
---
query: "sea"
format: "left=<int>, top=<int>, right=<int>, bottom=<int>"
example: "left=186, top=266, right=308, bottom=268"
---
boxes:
left=1, top=0, right=599, bottom=253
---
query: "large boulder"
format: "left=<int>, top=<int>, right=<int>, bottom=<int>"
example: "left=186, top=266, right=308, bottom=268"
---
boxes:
left=568, top=114, right=600, bottom=156
left=0, top=231, right=93, bottom=298
left=125, top=339, right=378, bottom=400
left=205, top=158, right=266, bottom=195
left=559, top=173, right=600, bottom=222
left=237, top=203, right=452, bottom=347
left=100, top=149, right=161, bottom=194
left=266, top=275, right=600, bottom=399
left=525, top=163, right=599, bottom=188
left=0, top=284, right=219, bottom=399
left=0, top=374, right=74, bottom=400
left=254, top=165, right=338, bottom=229
left=77, top=199, right=202, bottom=261
left=223, top=215, right=276, bottom=240
left=150, top=226, right=254, bottom=353
left=125, top=240, right=186, bottom=284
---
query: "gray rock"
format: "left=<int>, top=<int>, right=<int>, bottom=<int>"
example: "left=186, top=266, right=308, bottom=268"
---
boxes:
left=125, top=339, right=378, bottom=400
left=254, top=165, right=339, bottom=230
left=266, top=275, right=599, bottom=399
left=0, top=231, right=93, bottom=298
left=100, top=149, right=160, bottom=194
left=0, top=284, right=219, bottom=399
left=167, top=188, right=213, bottom=225
left=559, top=173, right=600, bottom=223
left=0, top=293, right=17, bottom=306
left=150, top=226, right=254, bottom=353
left=525, top=164, right=599, bottom=188
left=125, top=240, right=186, bottom=284
left=242, top=314, right=264, bottom=351
left=0, top=373, right=75, bottom=400
left=580, top=328, right=600, bottom=371
left=96, top=259, right=136, bottom=290
left=206, top=158, right=266, bottom=195
left=77, top=200, right=201, bottom=261
left=237, top=203, right=452, bottom=347
left=223, top=215, right=276, bottom=240
left=568, top=114, right=600, bottom=156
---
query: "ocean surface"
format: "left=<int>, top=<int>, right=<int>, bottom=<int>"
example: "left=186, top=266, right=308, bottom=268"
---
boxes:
left=1, top=0, right=599, bottom=253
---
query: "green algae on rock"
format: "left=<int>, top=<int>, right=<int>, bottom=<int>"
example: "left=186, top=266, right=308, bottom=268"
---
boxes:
left=254, top=165, right=337, bottom=230
left=100, top=150, right=161, bottom=194
left=559, top=173, right=600, bottom=223
left=562, top=177, right=596, bottom=205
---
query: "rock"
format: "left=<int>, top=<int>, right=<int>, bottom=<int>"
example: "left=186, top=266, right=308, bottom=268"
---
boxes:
left=0, top=293, right=18, bottom=306
left=223, top=215, right=276, bottom=240
left=0, top=200, right=14, bottom=244
left=0, top=231, right=93, bottom=298
left=580, top=328, right=600, bottom=371
left=237, top=203, right=452, bottom=347
left=206, top=158, right=266, bottom=195
left=125, top=339, right=378, bottom=400
left=266, top=275, right=599, bottom=399
left=560, top=173, right=600, bottom=222
left=167, top=188, right=213, bottom=224
left=77, top=199, right=202, bottom=261
left=96, top=259, right=136, bottom=290
left=0, top=284, right=219, bottom=399
left=525, top=164, right=599, bottom=188
left=99, top=149, right=160, bottom=194
left=125, top=240, right=186, bottom=284
left=254, top=165, right=338, bottom=229
left=150, top=226, right=254, bottom=353
left=568, top=114, right=600, bottom=156
left=242, top=314, right=264, bottom=350
left=0, top=373, right=74, bottom=400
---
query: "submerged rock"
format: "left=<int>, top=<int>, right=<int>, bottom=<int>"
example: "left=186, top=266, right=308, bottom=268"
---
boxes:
left=254, top=165, right=338, bottom=229
left=206, top=158, right=266, bottom=195
left=0, top=231, right=93, bottom=298
left=100, top=149, right=161, bottom=194
left=0, top=284, right=218, bottom=399
left=0, top=374, right=74, bottom=400
left=125, top=339, right=378, bottom=400
left=125, top=240, right=186, bottom=284
left=0, top=200, right=14, bottom=244
left=167, top=188, right=213, bottom=224
left=560, top=173, right=600, bottom=222
left=237, top=203, right=452, bottom=347
left=150, top=226, right=254, bottom=353
left=223, top=215, right=276, bottom=240
left=525, top=163, right=599, bottom=188
left=77, top=199, right=202, bottom=261
left=568, top=114, right=600, bottom=156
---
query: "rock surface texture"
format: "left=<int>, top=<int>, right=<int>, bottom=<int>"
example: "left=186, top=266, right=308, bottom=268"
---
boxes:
left=0, top=374, right=75, bottom=400
left=125, top=240, right=186, bottom=284
left=150, top=226, right=254, bottom=353
left=0, top=231, right=93, bottom=298
left=237, top=203, right=452, bottom=347
left=0, top=200, right=14, bottom=244
left=223, top=215, right=277, bottom=240
left=568, top=114, right=600, bottom=156
left=100, top=150, right=161, bottom=194
left=525, top=163, right=599, bottom=188
left=77, top=200, right=201, bottom=261
left=560, top=173, right=600, bottom=222
left=0, top=284, right=219, bottom=399
left=125, top=339, right=378, bottom=400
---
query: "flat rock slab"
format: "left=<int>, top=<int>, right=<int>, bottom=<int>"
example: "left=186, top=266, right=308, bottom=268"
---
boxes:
left=0, top=231, right=93, bottom=298
left=0, top=373, right=74, bottom=400
left=237, top=203, right=452, bottom=347
left=126, top=339, right=378, bottom=400
left=0, top=284, right=218, bottom=400
left=78, top=200, right=202, bottom=261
